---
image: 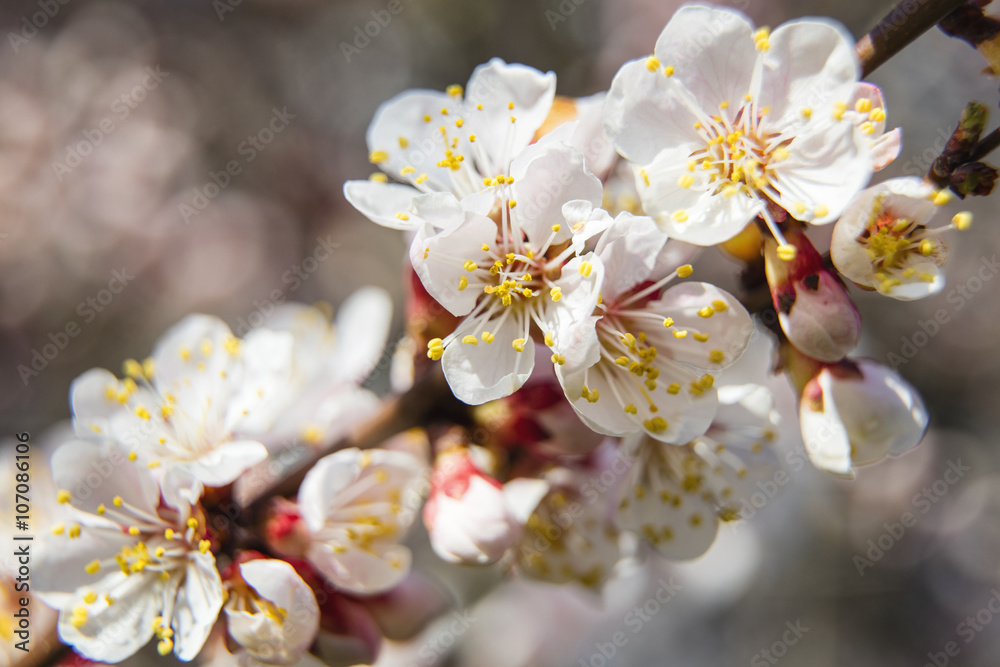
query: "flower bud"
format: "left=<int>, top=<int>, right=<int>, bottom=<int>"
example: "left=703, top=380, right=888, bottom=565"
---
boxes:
left=423, top=446, right=546, bottom=565
left=765, top=229, right=861, bottom=362
left=799, top=359, right=928, bottom=476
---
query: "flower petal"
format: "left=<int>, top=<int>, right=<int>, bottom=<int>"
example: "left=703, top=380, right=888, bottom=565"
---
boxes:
left=343, top=180, right=423, bottom=230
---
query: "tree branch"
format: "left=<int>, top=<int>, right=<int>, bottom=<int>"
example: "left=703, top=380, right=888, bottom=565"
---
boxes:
left=856, top=0, right=970, bottom=77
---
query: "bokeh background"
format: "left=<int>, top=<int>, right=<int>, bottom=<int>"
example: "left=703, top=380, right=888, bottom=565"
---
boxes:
left=2, top=0, right=1000, bottom=665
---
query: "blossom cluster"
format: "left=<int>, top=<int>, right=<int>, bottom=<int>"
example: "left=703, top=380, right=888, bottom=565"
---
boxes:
left=30, top=3, right=983, bottom=665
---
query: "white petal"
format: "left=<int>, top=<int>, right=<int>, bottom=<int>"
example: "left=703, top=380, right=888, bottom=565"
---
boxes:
left=759, top=18, right=859, bottom=126
left=441, top=310, right=535, bottom=405
left=464, top=58, right=556, bottom=168
left=570, top=92, right=618, bottom=180
left=232, top=559, right=319, bottom=664
left=329, top=286, right=393, bottom=385
left=366, top=89, right=460, bottom=191
left=51, top=438, right=160, bottom=518
left=594, top=212, right=667, bottom=300
left=653, top=5, right=758, bottom=111
left=308, top=541, right=411, bottom=595
left=70, top=368, right=124, bottom=438
left=227, top=328, right=295, bottom=433
left=638, top=148, right=763, bottom=244
left=343, top=180, right=423, bottom=230
left=604, top=59, right=703, bottom=165
left=172, top=551, right=225, bottom=661
left=536, top=253, right=604, bottom=376
left=427, top=476, right=519, bottom=565
left=509, top=141, right=602, bottom=246
left=410, top=217, right=496, bottom=317
left=56, top=572, right=161, bottom=663
left=184, top=440, right=268, bottom=488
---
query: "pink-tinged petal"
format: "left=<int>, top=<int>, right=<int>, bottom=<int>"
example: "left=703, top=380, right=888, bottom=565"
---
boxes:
left=653, top=5, right=758, bottom=111
left=410, top=217, right=496, bottom=317
left=343, top=180, right=423, bottom=230
left=441, top=309, right=535, bottom=405
left=366, top=89, right=459, bottom=191
left=871, top=128, right=902, bottom=171
left=605, top=59, right=703, bottom=165
left=426, top=476, right=519, bottom=565
left=172, top=551, right=224, bottom=661
left=464, top=58, right=556, bottom=168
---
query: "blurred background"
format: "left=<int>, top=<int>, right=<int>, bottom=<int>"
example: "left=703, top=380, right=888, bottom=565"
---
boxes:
left=1, top=0, right=999, bottom=665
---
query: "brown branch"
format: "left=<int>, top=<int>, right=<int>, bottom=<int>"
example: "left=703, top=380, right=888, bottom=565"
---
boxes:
left=967, top=126, right=1000, bottom=162
left=237, top=364, right=462, bottom=524
left=856, top=0, right=970, bottom=77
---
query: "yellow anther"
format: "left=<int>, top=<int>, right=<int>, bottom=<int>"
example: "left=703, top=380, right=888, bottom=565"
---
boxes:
left=199, top=540, right=211, bottom=554
left=677, top=264, right=693, bottom=278
left=462, top=335, right=479, bottom=346
left=814, top=204, right=829, bottom=218
left=919, top=240, right=935, bottom=256
left=860, top=121, right=875, bottom=135
left=646, top=55, right=660, bottom=72
left=673, top=330, right=688, bottom=339
left=395, top=212, right=409, bottom=221
left=57, top=490, right=72, bottom=504
left=551, top=223, right=562, bottom=232
left=578, top=261, right=593, bottom=277
left=128, top=526, right=141, bottom=536
left=662, top=317, right=674, bottom=328
left=709, top=349, right=725, bottom=363
left=157, top=639, right=174, bottom=656
left=551, top=353, right=566, bottom=365
left=801, top=107, right=812, bottom=119
left=509, top=200, right=517, bottom=207
left=933, top=190, right=952, bottom=206
left=123, top=358, right=143, bottom=379
left=458, top=276, right=468, bottom=291
left=693, top=332, right=710, bottom=342
left=869, top=108, right=886, bottom=122
left=155, top=546, right=165, bottom=558
left=643, top=417, right=669, bottom=433
left=667, top=382, right=681, bottom=395
left=52, top=524, right=65, bottom=535
left=697, top=306, right=714, bottom=318
left=455, top=118, right=464, bottom=128
left=952, top=212, right=972, bottom=230
left=415, top=173, right=429, bottom=184
left=678, top=174, right=694, bottom=188
left=663, top=65, right=675, bottom=77
left=720, top=101, right=729, bottom=109
left=550, top=287, right=563, bottom=302
left=672, top=210, right=689, bottom=222
left=481, top=331, right=495, bottom=344
left=68, top=524, right=81, bottom=538
left=544, top=332, right=555, bottom=347
left=512, top=338, right=527, bottom=352
left=369, top=150, right=389, bottom=164
left=187, top=518, right=198, bottom=529
left=85, top=559, right=100, bottom=574
left=113, top=495, right=123, bottom=507
left=510, top=115, right=517, bottom=123
left=97, top=504, right=106, bottom=515
left=855, top=98, right=872, bottom=113
left=776, top=244, right=797, bottom=261
left=832, top=102, right=847, bottom=121
left=482, top=177, right=493, bottom=186
left=624, top=404, right=638, bottom=414
left=135, top=406, right=150, bottom=420
left=164, top=528, right=175, bottom=540
left=463, top=260, right=478, bottom=272
left=369, top=172, right=388, bottom=183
